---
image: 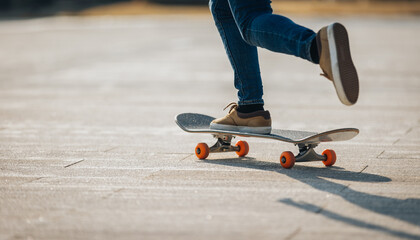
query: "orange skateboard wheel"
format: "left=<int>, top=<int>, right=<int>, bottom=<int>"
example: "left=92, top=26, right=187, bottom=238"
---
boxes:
left=235, top=140, right=249, bottom=157
left=322, top=149, right=336, bottom=166
left=280, top=151, right=295, bottom=169
left=195, top=143, right=209, bottom=159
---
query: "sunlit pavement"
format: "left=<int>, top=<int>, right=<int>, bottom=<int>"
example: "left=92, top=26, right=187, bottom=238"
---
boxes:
left=0, top=15, right=419, bottom=239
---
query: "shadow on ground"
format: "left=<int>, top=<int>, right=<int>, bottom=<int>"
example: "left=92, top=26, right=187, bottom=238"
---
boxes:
left=203, top=158, right=420, bottom=240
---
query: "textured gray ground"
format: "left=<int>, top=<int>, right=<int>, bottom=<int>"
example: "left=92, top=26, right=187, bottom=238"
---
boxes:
left=0, top=15, right=419, bottom=240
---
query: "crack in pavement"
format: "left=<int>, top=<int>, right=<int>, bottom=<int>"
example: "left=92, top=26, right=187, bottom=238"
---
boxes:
left=339, top=184, right=351, bottom=193
left=359, top=165, right=368, bottom=174
left=181, top=153, right=193, bottom=161
left=24, top=177, right=44, bottom=184
left=376, top=150, right=385, bottom=159
left=102, top=188, right=125, bottom=200
left=104, top=146, right=119, bottom=152
left=64, top=159, right=85, bottom=168
left=284, top=227, right=301, bottom=240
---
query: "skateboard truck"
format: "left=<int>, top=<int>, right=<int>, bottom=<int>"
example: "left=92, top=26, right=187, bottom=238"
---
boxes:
left=209, top=135, right=239, bottom=153
left=193, top=134, right=249, bottom=158
left=295, top=143, right=327, bottom=162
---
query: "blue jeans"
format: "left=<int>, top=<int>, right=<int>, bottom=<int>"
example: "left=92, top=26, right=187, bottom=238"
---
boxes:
left=209, top=0, right=317, bottom=105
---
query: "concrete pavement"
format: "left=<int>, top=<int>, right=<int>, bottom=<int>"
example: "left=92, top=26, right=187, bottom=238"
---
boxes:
left=0, top=15, right=419, bottom=239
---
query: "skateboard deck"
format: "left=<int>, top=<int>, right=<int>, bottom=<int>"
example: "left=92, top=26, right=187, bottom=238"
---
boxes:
left=175, top=113, right=359, bottom=168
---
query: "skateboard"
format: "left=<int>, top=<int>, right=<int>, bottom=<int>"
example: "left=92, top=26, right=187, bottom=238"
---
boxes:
left=175, top=113, right=359, bottom=169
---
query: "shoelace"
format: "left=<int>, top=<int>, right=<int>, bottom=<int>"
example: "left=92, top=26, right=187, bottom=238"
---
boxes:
left=223, top=102, right=238, bottom=114
left=320, top=72, right=332, bottom=81
left=320, top=65, right=334, bottom=81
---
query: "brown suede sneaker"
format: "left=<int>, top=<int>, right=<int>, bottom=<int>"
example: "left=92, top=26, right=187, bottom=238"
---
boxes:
left=210, top=103, right=272, bottom=134
left=317, top=23, right=359, bottom=105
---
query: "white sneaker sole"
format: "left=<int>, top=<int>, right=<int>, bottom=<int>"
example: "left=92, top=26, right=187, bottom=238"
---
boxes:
left=210, top=123, right=272, bottom=135
left=327, top=23, right=359, bottom=105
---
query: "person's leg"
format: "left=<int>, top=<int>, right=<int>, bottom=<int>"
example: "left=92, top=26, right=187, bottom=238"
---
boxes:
left=209, top=0, right=271, bottom=134
left=227, top=0, right=318, bottom=63
left=208, top=0, right=358, bottom=135
left=209, top=0, right=264, bottom=107
left=228, top=0, right=358, bottom=105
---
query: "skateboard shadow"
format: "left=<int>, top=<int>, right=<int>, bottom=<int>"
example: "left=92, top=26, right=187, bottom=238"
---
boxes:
left=202, top=158, right=420, bottom=240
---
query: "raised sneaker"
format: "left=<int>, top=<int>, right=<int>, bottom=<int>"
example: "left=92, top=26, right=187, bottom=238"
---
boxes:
left=317, top=22, right=359, bottom=105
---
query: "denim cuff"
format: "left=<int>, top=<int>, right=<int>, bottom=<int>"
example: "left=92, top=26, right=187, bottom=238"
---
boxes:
left=238, top=99, right=265, bottom=106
